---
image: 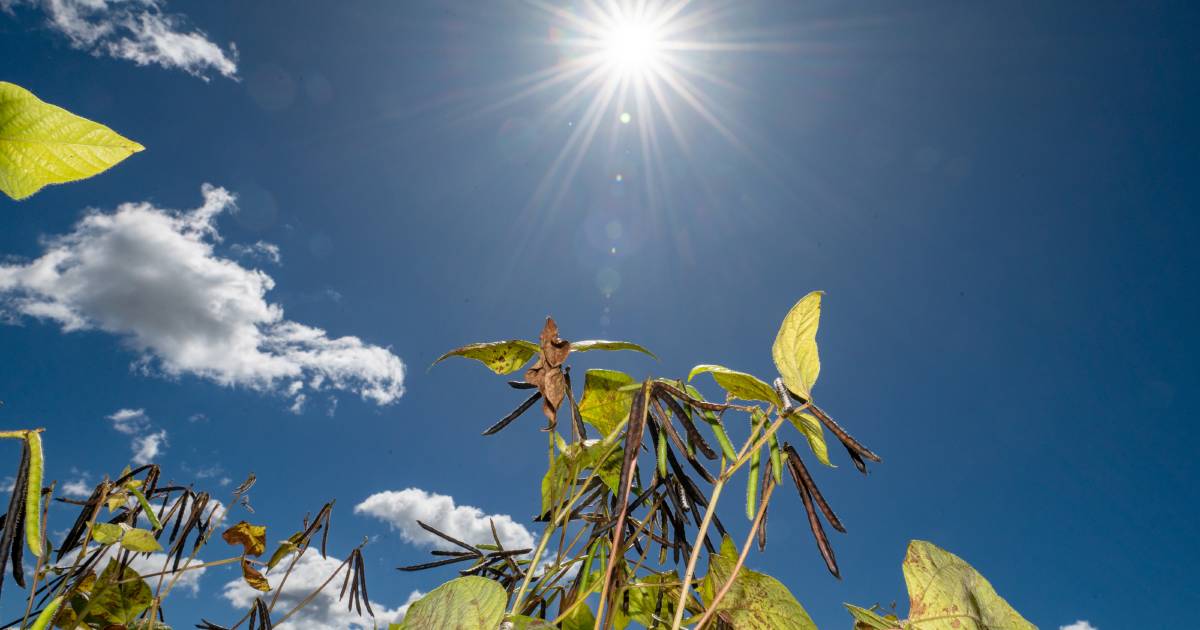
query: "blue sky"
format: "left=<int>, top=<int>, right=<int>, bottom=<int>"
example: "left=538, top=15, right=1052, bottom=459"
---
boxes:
left=1, top=1, right=1197, bottom=628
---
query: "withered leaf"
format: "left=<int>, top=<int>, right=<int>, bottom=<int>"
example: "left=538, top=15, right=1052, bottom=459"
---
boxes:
left=241, top=558, right=271, bottom=592
left=222, top=521, right=267, bottom=557
left=524, top=317, right=571, bottom=428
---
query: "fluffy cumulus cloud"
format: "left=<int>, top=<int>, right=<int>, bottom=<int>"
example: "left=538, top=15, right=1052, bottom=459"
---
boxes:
left=130, top=428, right=167, bottom=465
left=1060, top=622, right=1097, bottom=630
left=355, top=488, right=535, bottom=551
left=222, top=552, right=420, bottom=629
left=107, top=408, right=149, bottom=434
left=0, top=186, right=405, bottom=409
left=2, top=0, right=238, bottom=80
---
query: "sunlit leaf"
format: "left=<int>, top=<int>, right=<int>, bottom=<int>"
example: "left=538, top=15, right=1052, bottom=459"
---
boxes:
left=560, top=602, right=597, bottom=630
left=902, top=540, right=1036, bottom=630
left=266, top=535, right=301, bottom=571
left=570, top=339, right=657, bottom=359
left=503, top=615, right=555, bottom=629
left=398, top=576, right=506, bottom=630
left=129, top=487, right=163, bottom=531
left=120, top=528, right=162, bottom=553
left=541, top=440, right=622, bottom=514
left=90, top=523, right=122, bottom=545
left=789, top=412, right=832, bottom=467
left=87, top=559, right=153, bottom=625
left=222, top=521, right=267, bottom=556
left=701, top=542, right=817, bottom=630
left=772, top=291, right=823, bottom=401
left=845, top=604, right=900, bottom=629
left=687, top=364, right=781, bottom=406
left=25, top=431, right=44, bottom=557
left=241, top=558, right=271, bottom=592
left=0, top=82, right=144, bottom=201
left=432, top=340, right=539, bottom=375
left=577, top=369, right=636, bottom=436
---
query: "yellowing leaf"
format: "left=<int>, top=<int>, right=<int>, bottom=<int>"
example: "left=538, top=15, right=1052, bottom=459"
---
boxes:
left=844, top=604, right=900, bottom=629
left=541, top=440, right=622, bottom=514
left=702, top=550, right=817, bottom=630
left=772, top=291, right=823, bottom=401
left=399, top=576, right=507, bottom=630
left=91, top=523, right=123, bottom=545
left=578, top=369, right=636, bottom=436
left=119, top=528, right=162, bottom=553
left=24, top=431, right=44, bottom=557
left=789, top=412, right=832, bottom=467
left=687, top=364, right=781, bottom=406
left=241, top=558, right=271, bottom=592
left=432, top=340, right=539, bottom=375
left=570, top=339, right=657, bottom=359
left=902, top=540, right=1036, bottom=630
left=222, top=521, right=267, bottom=556
left=0, top=82, right=144, bottom=201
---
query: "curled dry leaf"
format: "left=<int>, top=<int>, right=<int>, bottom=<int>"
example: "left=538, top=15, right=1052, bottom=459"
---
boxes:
left=523, top=317, right=571, bottom=428
left=241, top=557, right=271, bottom=592
left=222, top=521, right=267, bottom=556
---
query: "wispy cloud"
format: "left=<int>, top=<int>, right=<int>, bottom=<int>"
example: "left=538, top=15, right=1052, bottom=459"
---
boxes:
left=0, top=186, right=405, bottom=409
left=1061, top=622, right=1097, bottom=630
left=221, top=552, right=419, bottom=629
left=107, top=408, right=149, bottom=435
left=105, top=408, right=167, bottom=465
left=354, top=488, right=534, bottom=551
left=3, top=0, right=238, bottom=80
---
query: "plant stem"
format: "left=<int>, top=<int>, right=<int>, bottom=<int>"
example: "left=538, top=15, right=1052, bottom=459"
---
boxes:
left=669, top=477, right=725, bottom=630
left=693, top=480, right=776, bottom=629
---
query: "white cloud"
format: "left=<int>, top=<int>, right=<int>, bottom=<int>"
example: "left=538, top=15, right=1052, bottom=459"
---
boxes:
left=131, top=429, right=167, bottom=465
left=60, top=478, right=92, bottom=498
left=1060, top=622, right=1097, bottom=630
left=230, top=241, right=281, bottom=265
left=0, top=185, right=406, bottom=409
left=222, top=552, right=419, bottom=629
left=107, top=408, right=149, bottom=434
left=354, top=488, right=535, bottom=552
left=4, top=0, right=238, bottom=80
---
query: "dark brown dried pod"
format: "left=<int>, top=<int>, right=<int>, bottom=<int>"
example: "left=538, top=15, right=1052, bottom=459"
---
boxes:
left=483, top=392, right=542, bottom=436
left=784, top=443, right=840, bottom=578
left=783, top=443, right=845, bottom=533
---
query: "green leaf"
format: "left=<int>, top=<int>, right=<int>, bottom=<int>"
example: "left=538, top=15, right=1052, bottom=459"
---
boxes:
left=90, top=523, right=123, bottom=545
left=577, top=369, right=636, bottom=436
left=0, top=82, right=144, bottom=201
left=25, top=431, right=44, bottom=557
left=620, top=571, right=681, bottom=629
left=844, top=604, right=901, bottom=629
left=570, top=339, right=657, bottom=359
left=772, top=291, right=823, bottom=401
left=399, top=576, right=507, bottom=630
left=560, top=602, right=597, bottom=630
left=789, top=412, right=832, bottom=467
left=687, top=364, right=781, bottom=406
left=902, top=540, right=1036, bottom=630
left=432, top=340, right=539, bottom=375
left=86, top=559, right=153, bottom=625
left=541, top=440, right=622, bottom=514
left=701, top=549, right=817, bottom=630
left=120, top=528, right=162, bottom=553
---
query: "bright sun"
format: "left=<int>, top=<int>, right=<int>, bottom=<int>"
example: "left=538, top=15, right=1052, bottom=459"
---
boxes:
left=602, top=17, right=663, bottom=73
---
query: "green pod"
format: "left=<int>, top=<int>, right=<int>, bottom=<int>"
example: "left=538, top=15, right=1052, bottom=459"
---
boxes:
left=746, top=444, right=761, bottom=520
left=656, top=426, right=669, bottom=479
left=129, top=487, right=163, bottom=531
left=31, top=595, right=63, bottom=630
left=25, top=432, right=44, bottom=558
left=769, top=433, right=784, bottom=485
